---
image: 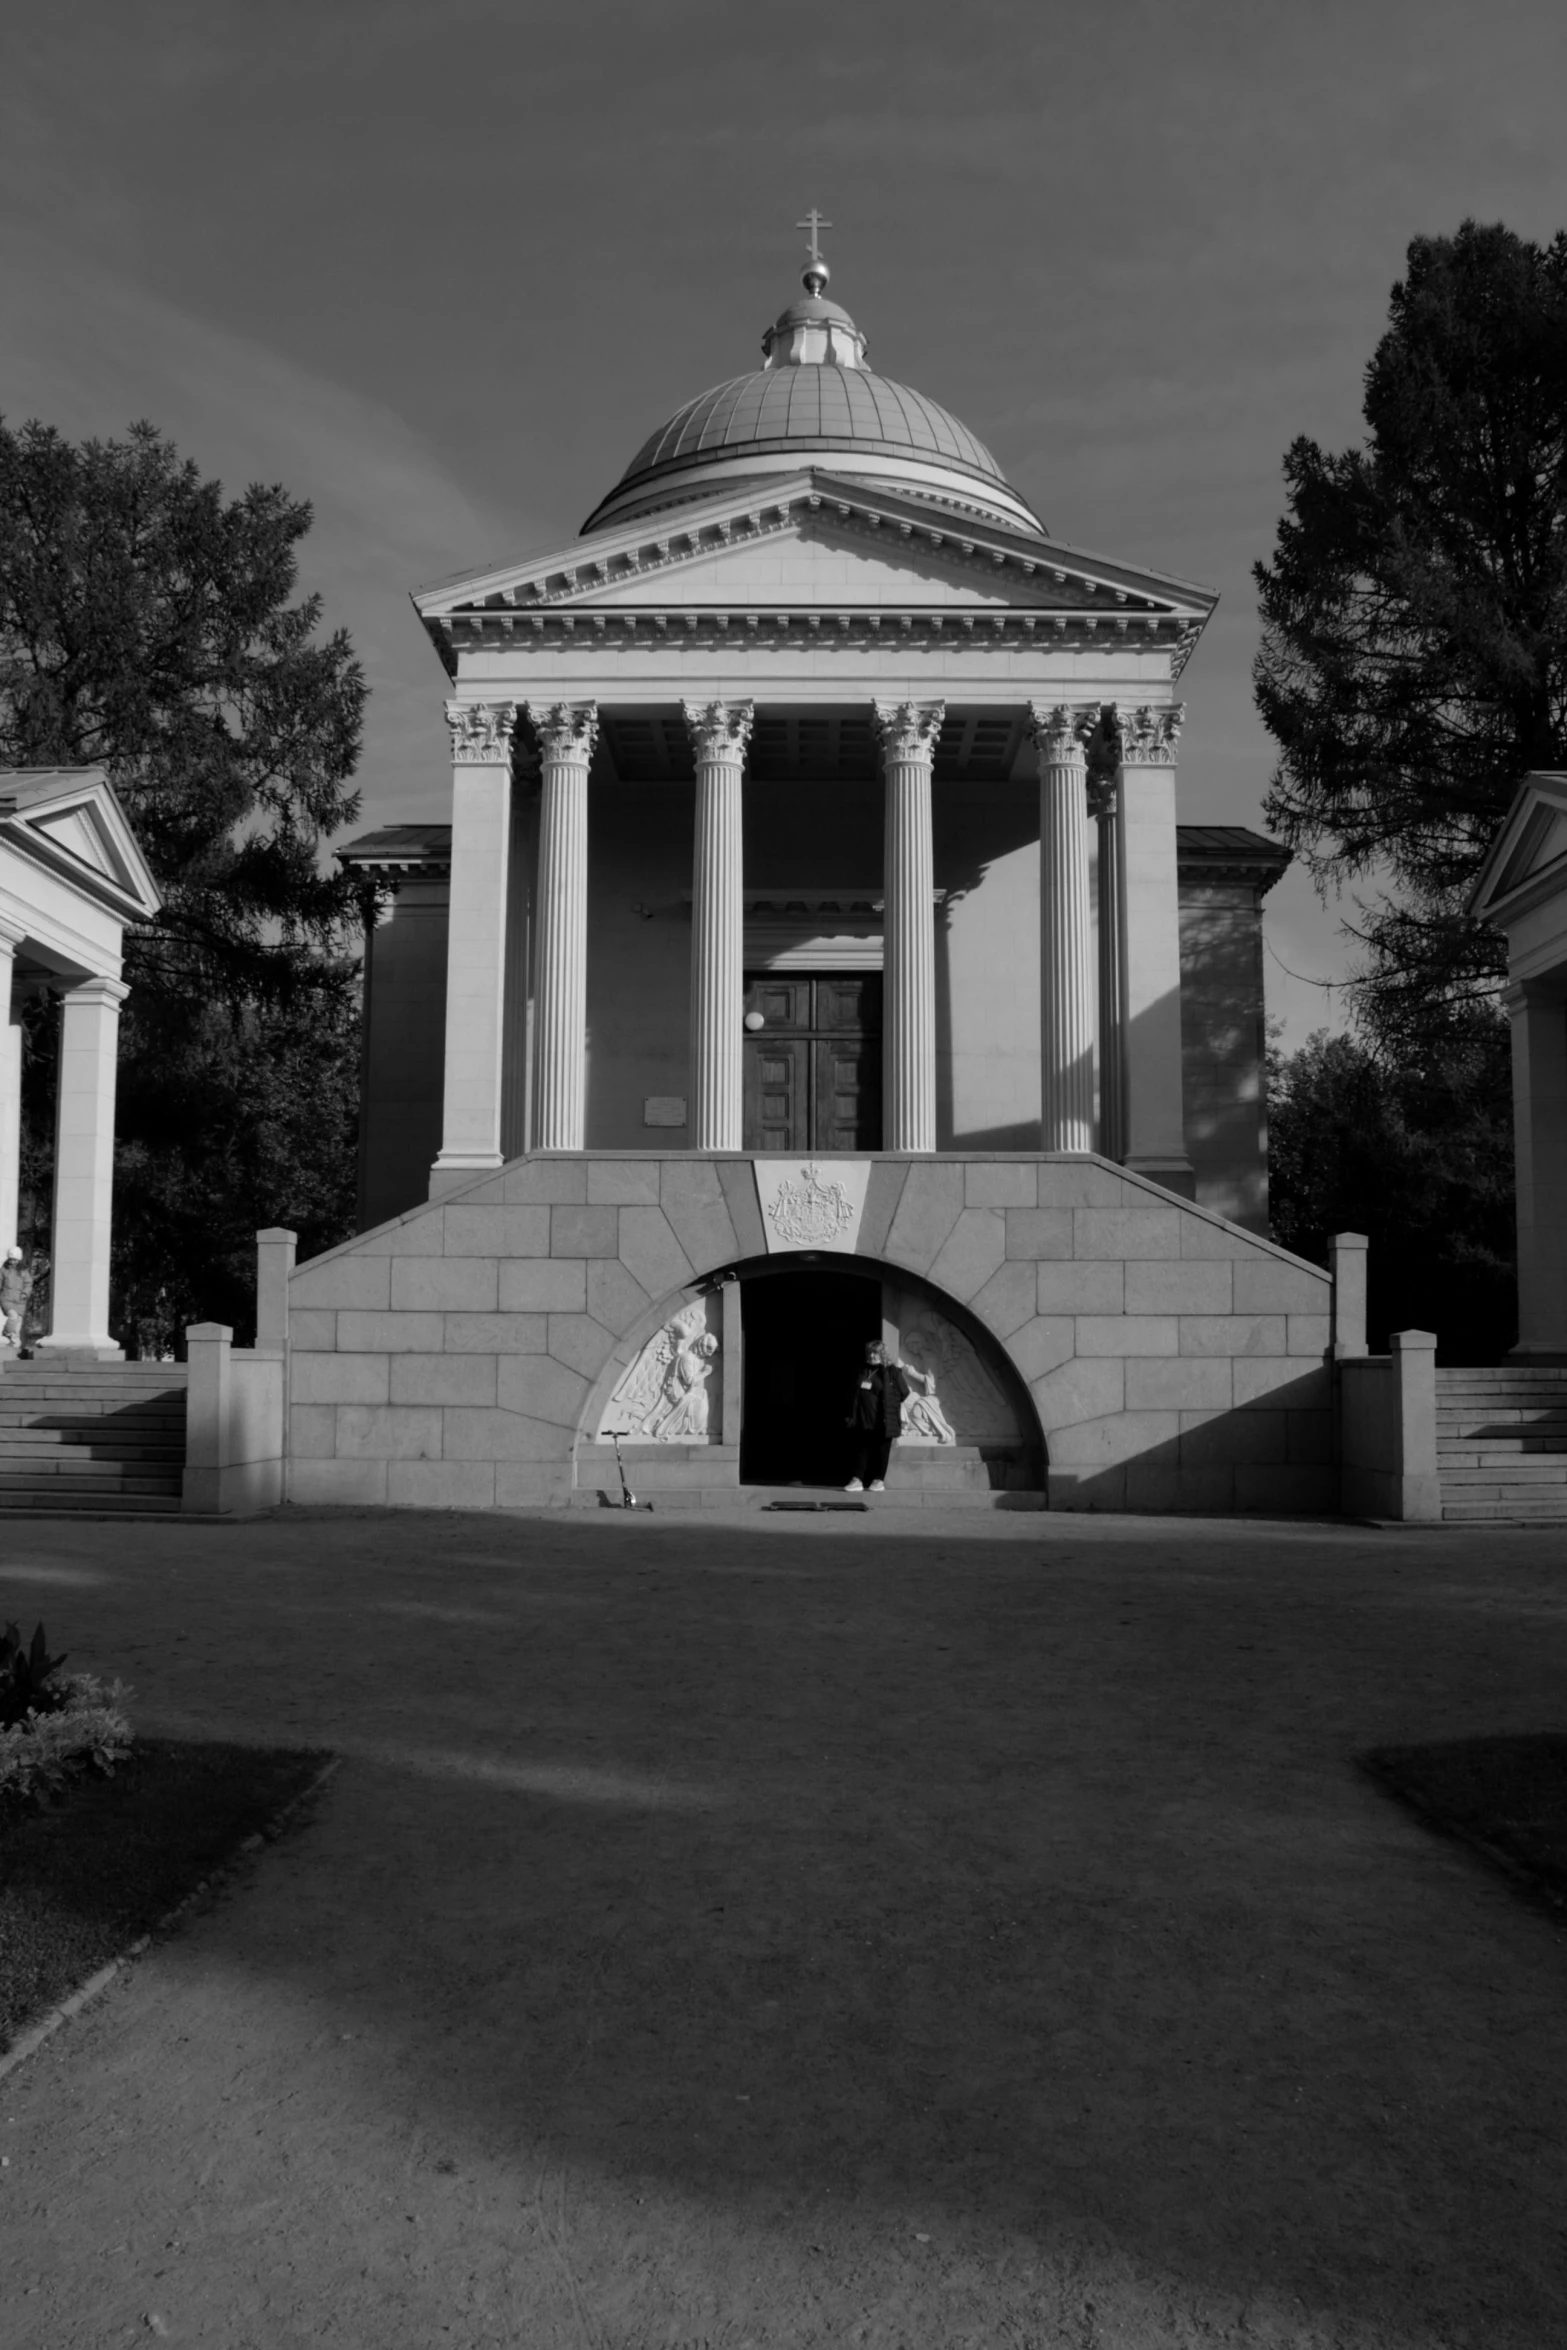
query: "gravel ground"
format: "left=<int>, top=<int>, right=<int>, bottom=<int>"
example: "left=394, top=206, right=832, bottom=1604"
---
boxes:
left=0, top=1506, right=1564, bottom=2350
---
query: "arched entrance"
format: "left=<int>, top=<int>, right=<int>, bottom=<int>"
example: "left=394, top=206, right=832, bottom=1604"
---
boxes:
left=738, top=1261, right=882, bottom=1485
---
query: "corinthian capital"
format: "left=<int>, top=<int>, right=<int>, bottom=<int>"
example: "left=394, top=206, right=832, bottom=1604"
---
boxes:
left=1111, top=702, right=1184, bottom=767
left=445, top=699, right=518, bottom=763
left=1028, top=702, right=1100, bottom=764
left=682, top=699, right=755, bottom=763
left=873, top=700, right=945, bottom=763
left=527, top=701, right=600, bottom=764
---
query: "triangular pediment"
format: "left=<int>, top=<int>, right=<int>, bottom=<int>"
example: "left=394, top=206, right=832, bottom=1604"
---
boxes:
left=1470, top=772, right=1567, bottom=922
left=0, top=768, right=161, bottom=921
left=413, top=469, right=1216, bottom=673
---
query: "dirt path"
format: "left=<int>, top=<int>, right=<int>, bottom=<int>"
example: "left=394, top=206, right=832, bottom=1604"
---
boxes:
left=1, top=1508, right=1564, bottom=2349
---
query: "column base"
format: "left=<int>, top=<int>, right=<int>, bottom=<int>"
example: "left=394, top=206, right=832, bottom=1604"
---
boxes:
left=1123, top=1155, right=1197, bottom=1201
left=33, top=1338, right=125, bottom=1364
left=429, top=1154, right=505, bottom=1201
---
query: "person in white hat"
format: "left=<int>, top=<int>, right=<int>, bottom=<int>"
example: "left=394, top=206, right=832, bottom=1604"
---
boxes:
left=0, top=1247, right=32, bottom=1352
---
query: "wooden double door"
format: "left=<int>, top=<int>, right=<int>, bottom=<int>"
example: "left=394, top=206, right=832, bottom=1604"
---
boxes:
left=742, top=974, right=882, bottom=1153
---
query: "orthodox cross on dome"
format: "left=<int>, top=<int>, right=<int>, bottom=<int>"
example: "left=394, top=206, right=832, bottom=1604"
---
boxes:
left=795, top=206, right=832, bottom=264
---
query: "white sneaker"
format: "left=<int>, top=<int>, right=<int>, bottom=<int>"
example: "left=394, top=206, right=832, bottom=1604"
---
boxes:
left=869, top=1479, right=886, bottom=1492
left=844, top=1478, right=864, bottom=1492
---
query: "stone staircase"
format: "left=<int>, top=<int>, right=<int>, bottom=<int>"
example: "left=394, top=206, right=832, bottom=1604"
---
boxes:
left=0, top=1361, right=188, bottom=1515
left=1437, top=1366, right=1567, bottom=1523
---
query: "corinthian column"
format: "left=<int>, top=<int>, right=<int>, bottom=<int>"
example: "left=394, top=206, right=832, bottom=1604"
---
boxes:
left=682, top=701, right=753, bottom=1152
left=1089, top=774, right=1126, bottom=1160
left=1030, top=704, right=1098, bottom=1153
left=432, top=699, right=517, bottom=1194
left=1110, top=703, right=1194, bottom=1193
left=874, top=700, right=943, bottom=1153
left=529, top=701, right=598, bottom=1152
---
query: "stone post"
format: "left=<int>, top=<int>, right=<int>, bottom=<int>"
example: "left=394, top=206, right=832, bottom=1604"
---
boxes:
left=1505, top=981, right=1567, bottom=1354
left=874, top=699, right=943, bottom=1153
left=38, top=974, right=128, bottom=1361
left=684, top=700, right=753, bottom=1151
left=255, top=1226, right=297, bottom=1355
left=1330, top=1232, right=1369, bottom=1360
left=1030, top=703, right=1098, bottom=1153
left=0, top=921, right=21, bottom=1257
left=431, top=700, right=517, bottom=1195
left=182, top=1321, right=232, bottom=1514
left=528, top=701, right=598, bottom=1153
left=1089, top=775, right=1126, bottom=1161
left=1110, top=703, right=1195, bottom=1195
left=1390, top=1329, right=1440, bottom=1521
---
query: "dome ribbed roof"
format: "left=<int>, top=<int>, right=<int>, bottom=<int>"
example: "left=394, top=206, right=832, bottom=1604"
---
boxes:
left=616, top=365, right=1006, bottom=492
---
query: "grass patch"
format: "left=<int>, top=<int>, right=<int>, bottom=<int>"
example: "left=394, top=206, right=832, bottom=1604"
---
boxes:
left=0, top=1738, right=332, bottom=2044
left=1361, top=1734, right=1567, bottom=1907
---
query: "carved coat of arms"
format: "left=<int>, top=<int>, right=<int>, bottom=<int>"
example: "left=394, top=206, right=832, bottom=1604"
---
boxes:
left=765, top=1162, right=855, bottom=1248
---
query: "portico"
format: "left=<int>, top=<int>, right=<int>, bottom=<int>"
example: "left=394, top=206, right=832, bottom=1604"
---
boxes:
left=0, top=768, right=160, bottom=1359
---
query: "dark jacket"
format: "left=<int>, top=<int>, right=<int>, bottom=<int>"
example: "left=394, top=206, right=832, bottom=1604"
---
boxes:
left=846, top=1362, right=911, bottom=1437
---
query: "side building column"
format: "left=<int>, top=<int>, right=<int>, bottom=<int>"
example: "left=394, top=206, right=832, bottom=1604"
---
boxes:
left=684, top=699, right=753, bottom=1152
left=38, top=974, right=129, bottom=1361
left=1030, top=703, right=1098, bottom=1153
left=1506, top=979, right=1567, bottom=1354
left=1110, top=702, right=1194, bottom=1194
left=529, top=701, right=599, bottom=1153
left=874, top=699, right=943, bottom=1153
left=0, top=922, right=22, bottom=1256
left=1089, top=774, right=1126, bottom=1161
left=432, top=699, right=517, bottom=1195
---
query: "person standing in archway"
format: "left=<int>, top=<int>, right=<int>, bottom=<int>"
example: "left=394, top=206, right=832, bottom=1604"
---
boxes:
left=844, top=1340, right=912, bottom=1493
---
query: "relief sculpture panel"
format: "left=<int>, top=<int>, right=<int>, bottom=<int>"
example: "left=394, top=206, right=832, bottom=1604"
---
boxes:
left=896, top=1305, right=1022, bottom=1445
left=599, top=1297, right=720, bottom=1444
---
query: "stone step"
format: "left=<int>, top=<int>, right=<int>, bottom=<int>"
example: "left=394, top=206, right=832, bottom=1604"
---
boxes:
left=1436, top=1412, right=1567, bottom=1431
left=0, top=1461, right=181, bottom=1489
left=1437, top=1438, right=1567, bottom=1457
left=0, top=1486, right=186, bottom=1515
left=0, top=1442, right=185, bottom=1467
left=1439, top=1461, right=1567, bottom=1485
left=1442, top=1500, right=1567, bottom=1522
left=571, top=1482, right=1048, bottom=1514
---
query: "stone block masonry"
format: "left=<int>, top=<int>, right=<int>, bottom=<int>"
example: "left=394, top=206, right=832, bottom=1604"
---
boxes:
left=285, top=1153, right=1335, bottom=1515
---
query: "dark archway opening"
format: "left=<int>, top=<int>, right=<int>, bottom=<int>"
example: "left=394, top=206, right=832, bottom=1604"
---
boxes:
left=739, top=1266, right=882, bottom=1487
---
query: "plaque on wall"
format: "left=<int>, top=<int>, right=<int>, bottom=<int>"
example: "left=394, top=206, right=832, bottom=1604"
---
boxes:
left=642, top=1096, right=687, bottom=1128
left=752, top=1157, right=872, bottom=1255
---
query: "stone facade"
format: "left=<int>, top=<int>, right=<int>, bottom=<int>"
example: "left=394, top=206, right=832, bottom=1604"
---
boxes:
left=286, top=1151, right=1333, bottom=1515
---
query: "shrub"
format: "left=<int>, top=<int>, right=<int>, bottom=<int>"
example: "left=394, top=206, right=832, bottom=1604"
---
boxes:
left=0, top=1624, right=134, bottom=1809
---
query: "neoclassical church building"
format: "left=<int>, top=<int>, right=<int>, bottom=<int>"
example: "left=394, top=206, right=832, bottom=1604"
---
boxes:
left=291, top=246, right=1326, bottom=1514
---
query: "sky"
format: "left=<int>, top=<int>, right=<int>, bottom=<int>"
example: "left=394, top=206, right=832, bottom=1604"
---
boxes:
left=5, top=0, right=1567, bottom=1045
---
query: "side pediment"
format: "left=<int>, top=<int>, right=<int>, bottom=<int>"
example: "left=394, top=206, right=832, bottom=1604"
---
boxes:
left=1470, top=772, right=1567, bottom=923
left=0, top=768, right=161, bottom=922
left=413, top=471, right=1216, bottom=674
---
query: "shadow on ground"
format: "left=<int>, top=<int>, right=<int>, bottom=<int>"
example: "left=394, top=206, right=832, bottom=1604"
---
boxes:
left=5, top=1510, right=1567, bottom=2348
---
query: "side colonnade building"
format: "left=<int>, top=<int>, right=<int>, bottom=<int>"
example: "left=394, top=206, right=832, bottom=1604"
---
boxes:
left=294, top=252, right=1335, bottom=1513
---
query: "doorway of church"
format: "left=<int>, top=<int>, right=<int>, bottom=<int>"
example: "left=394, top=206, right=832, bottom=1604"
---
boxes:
left=739, top=1266, right=883, bottom=1487
left=742, top=974, right=882, bottom=1152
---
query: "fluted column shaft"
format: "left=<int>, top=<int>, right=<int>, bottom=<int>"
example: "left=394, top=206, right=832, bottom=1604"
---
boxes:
left=0, top=923, right=21, bottom=1256
left=433, top=699, right=517, bottom=1190
left=875, top=701, right=943, bottom=1153
left=1110, top=702, right=1193, bottom=1189
left=684, top=701, right=752, bottom=1152
left=38, top=975, right=129, bottom=1359
left=1090, top=777, right=1126, bottom=1160
left=1031, top=704, right=1097, bottom=1153
left=529, top=702, right=598, bottom=1153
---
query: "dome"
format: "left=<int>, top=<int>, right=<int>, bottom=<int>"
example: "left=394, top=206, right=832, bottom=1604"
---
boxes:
left=580, top=263, right=1043, bottom=537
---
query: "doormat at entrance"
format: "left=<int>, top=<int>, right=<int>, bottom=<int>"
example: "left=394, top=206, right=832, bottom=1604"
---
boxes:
left=765, top=1500, right=870, bottom=1512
